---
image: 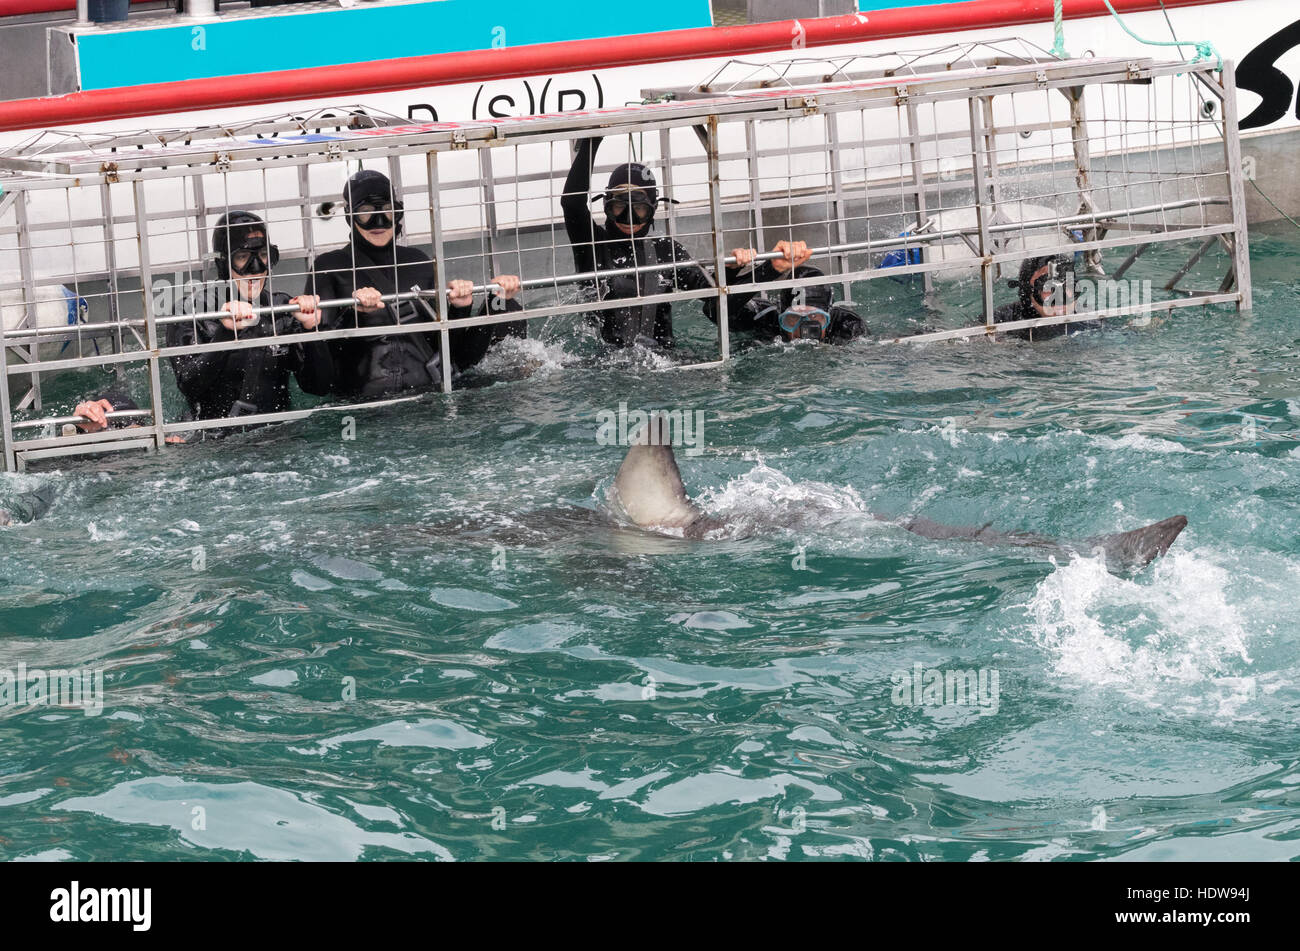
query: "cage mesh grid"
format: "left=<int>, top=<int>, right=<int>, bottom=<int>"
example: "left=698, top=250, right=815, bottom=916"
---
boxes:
left=0, top=49, right=1251, bottom=470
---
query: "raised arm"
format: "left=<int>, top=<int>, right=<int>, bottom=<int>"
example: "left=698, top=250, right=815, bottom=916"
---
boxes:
left=562, top=137, right=602, bottom=271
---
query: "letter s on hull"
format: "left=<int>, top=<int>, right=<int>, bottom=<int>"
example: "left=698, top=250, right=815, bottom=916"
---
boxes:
left=1238, top=20, right=1300, bottom=130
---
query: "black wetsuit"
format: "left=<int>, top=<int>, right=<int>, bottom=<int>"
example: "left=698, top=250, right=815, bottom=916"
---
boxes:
left=167, top=284, right=335, bottom=420
left=705, top=261, right=868, bottom=343
left=308, top=236, right=523, bottom=400
left=993, top=301, right=1101, bottom=341
left=2, top=385, right=142, bottom=525
left=562, top=137, right=745, bottom=348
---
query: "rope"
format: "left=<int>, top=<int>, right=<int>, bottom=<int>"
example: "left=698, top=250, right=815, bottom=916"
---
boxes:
left=1050, top=0, right=1066, bottom=58
left=1250, top=177, right=1300, bottom=231
left=1102, top=0, right=1222, bottom=70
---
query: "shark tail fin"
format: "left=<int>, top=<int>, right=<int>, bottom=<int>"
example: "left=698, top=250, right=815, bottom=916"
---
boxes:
left=1088, top=515, right=1188, bottom=572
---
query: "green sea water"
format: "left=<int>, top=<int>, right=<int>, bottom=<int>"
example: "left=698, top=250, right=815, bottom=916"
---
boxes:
left=1, top=227, right=1298, bottom=861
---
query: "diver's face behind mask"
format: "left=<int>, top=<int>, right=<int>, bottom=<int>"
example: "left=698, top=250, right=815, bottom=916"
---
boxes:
left=229, top=232, right=278, bottom=302
left=778, top=304, right=831, bottom=342
left=605, top=188, right=655, bottom=236
left=231, top=247, right=270, bottom=275
left=353, top=196, right=396, bottom=246
left=1030, top=260, right=1076, bottom=317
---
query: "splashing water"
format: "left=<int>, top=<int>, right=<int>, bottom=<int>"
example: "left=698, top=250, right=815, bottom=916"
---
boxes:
left=3, top=227, right=1300, bottom=860
left=696, top=461, right=872, bottom=538
left=1023, top=549, right=1256, bottom=714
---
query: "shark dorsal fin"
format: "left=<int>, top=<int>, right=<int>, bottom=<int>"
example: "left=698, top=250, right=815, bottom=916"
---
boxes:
left=612, top=414, right=703, bottom=531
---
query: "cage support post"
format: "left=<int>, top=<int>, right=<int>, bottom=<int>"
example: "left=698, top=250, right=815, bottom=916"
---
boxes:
left=13, top=190, right=40, bottom=412
left=478, top=147, right=501, bottom=274
left=1218, top=61, right=1253, bottom=311
left=294, top=165, right=313, bottom=266
left=825, top=111, right=853, bottom=301
left=1066, top=84, right=1102, bottom=275
left=904, top=98, right=934, bottom=297
left=0, top=318, right=14, bottom=472
left=132, top=180, right=169, bottom=455
left=706, top=114, right=730, bottom=363
left=967, top=97, right=995, bottom=330
left=743, top=119, right=767, bottom=268
left=101, top=182, right=123, bottom=336
left=427, top=150, right=453, bottom=394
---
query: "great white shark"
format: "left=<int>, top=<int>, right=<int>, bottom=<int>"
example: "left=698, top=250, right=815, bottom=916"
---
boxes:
left=611, top=415, right=1188, bottom=573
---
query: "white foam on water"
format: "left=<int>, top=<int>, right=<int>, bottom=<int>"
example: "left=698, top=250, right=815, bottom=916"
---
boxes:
left=912, top=424, right=1192, bottom=457
left=695, top=462, right=871, bottom=536
left=1022, top=547, right=1260, bottom=717
left=1087, top=431, right=1192, bottom=455
left=86, top=521, right=128, bottom=542
left=474, top=334, right=578, bottom=376
left=623, top=339, right=678, bottom=372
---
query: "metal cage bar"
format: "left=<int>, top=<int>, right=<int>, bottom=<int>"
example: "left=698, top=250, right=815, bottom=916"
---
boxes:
left=0, top=52, right=1253, bottom=471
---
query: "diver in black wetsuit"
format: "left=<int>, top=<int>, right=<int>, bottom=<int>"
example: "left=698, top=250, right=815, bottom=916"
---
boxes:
left=0, top=483, right=55, bottom=526
left=994, top=253, right=1101, bottom=341
left=67, top=385, right=187, bottom=443
left=704, top=239, right=869, bottom=345
left=562, top=136, right=761, bottom=350
left=167, top=211, right=335, bottom=421
left=1, top=383, right=152, bottom=525
left=308, top=169, right=525, bottom=400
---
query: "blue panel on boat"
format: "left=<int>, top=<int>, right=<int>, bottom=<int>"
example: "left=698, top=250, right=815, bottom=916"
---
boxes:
left=76, top=0, right=715, bottom=91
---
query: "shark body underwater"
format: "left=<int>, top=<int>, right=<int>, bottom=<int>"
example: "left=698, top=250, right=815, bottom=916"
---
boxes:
left=2, top=418, right=1186, bottom=575
left=610, top=415, right=1188, bottom=574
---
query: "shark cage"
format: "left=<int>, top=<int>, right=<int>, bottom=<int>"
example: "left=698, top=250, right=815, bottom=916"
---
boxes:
left=0, top=39, right=1252, bottom=472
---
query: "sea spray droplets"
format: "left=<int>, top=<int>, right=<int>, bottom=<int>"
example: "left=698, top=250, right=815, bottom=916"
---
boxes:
left=1025, top=549, right=1253, bottom=713
left=473, top=335, right=578, bottom=376
left=697, top=463, right=870, bottom=537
